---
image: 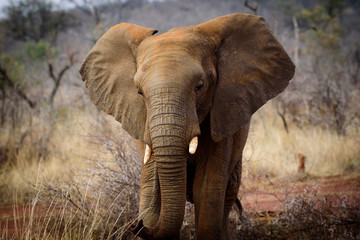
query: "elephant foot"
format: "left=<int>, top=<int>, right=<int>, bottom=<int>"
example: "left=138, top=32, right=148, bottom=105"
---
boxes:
left=221, top=230, right=232, bottom=240
left=131, top=219, right=144, bottom=235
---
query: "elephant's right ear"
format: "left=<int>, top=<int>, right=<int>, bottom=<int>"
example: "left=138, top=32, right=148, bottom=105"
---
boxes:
left=80, top=23, right=157, bottom=141
left=196, top=14, right=295, bottom=142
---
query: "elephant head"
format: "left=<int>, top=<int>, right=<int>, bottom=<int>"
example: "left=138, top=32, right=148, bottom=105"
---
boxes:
left=80, top=14, right=295, bottom=239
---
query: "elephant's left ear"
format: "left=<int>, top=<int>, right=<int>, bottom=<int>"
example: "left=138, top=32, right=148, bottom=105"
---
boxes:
left=80, top=23, right=157, bottom=141
left=196, top=14, right=295, bottom=142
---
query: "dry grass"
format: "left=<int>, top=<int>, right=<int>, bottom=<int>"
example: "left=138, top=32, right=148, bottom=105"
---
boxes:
left=243, top=103, right=360, bottom=178
left=0, top=101, right=359, bottom=239
left=0, top=108, right=90, bottom=205
left=233, top=191, right=360, bottom=239
left=0, top=106, right=142, bottom=239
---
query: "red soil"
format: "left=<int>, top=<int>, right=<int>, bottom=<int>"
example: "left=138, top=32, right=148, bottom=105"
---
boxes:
left=240, top=174, right=360, bottom=212
left=0, top=205, right=47, bottom=238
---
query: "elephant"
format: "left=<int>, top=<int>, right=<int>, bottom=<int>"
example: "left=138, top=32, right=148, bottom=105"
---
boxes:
left=80, top=13, right=295, bottom=240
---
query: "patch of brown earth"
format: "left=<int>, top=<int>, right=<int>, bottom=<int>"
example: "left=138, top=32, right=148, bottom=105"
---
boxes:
left=240, top=174, right=360, bottom=212
left=0, top=205, right=46, bottom=238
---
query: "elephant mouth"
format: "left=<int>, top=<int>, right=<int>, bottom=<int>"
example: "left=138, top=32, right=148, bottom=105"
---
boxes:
left=143, top=136, right=199, bottom=165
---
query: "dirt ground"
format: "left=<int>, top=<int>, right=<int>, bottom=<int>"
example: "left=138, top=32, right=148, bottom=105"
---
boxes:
left=1, top=174, right=360, bottom=239
left=0, top=205, right=46, bottom=239
left=240, top=173, right=360, bottom=211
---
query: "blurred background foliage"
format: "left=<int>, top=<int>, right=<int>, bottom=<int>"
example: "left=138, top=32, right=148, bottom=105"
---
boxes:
left=1, top=0, right=77, bottom=42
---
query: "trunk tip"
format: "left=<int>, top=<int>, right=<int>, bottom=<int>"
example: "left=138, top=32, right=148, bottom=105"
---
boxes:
left=131, top=219, right=145, bottom=235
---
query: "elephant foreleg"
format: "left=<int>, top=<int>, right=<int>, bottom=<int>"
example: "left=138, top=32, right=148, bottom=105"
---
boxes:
left=222, top=159, right=242, bottom=239
left=192, top=138, right=233, bottom=240
left=221, top=124, right=249, bottom=239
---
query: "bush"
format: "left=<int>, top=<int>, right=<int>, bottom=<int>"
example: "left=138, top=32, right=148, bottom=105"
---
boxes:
left=24, top=41, right=57, bottom=61
left=1, top=0, right=77, bottom=42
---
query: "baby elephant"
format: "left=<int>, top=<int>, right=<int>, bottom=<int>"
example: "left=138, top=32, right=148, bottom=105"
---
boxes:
left=80, top=13, right=295, bottom=240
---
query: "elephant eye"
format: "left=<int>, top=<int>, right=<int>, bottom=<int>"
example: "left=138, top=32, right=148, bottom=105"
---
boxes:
left=137, top=89, right=143, bottom=96
left=195, top=79, right=204, bottom=92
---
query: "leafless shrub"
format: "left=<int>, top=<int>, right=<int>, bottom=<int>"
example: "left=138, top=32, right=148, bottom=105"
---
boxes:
left=32, top=119, right=142, bottom=239
left=281, top=192, right=360, bottom=239
left=232, top=179, right=360, bottom=240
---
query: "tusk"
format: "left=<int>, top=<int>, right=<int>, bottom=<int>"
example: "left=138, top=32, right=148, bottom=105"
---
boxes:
left=144, top=145, right=151, bottom=164
left=189, top=136, right=198, bottom=154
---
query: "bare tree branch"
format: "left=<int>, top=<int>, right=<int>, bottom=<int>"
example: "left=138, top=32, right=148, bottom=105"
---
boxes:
left=293, top=16, right=299, bottom=67
left=47, top=60, right=56, bottom=83
left=47, top=49, right=77, bottom=106
left=0, top=66, right=36, bottom=108
left=48, top=62, right=71, bottom=106
left=276, top=101, right=289, bottom=134
left=244, top=0, right=258, bottom=15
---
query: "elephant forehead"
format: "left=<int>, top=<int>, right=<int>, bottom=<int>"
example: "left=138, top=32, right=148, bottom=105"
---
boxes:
left=134, top=54, right=204, bottom=87
left=137, top=29, right=208, bottom=61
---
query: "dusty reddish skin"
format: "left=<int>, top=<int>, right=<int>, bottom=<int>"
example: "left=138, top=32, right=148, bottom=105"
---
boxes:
left=80, top=13, right=295, bottom=239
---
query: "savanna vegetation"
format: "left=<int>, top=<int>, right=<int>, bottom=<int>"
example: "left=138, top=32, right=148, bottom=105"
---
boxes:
left=0, top=0, right=359, bottom=239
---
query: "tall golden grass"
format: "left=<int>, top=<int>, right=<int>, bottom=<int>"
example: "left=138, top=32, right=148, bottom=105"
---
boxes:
left=0, top=106, right=141, bottom=239
left=243, top=103, right=360, bottom=178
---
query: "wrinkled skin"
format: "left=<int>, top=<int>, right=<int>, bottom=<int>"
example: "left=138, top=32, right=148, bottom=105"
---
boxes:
left=80, top=14, right=295, bottom=240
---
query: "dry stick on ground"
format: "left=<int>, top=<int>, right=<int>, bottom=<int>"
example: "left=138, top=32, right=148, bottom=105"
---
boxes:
left=244, top=0, right=258, bottom=15
left=0, top=66, right=36, bottom=109
left=48, top=49, right=77, bottom=106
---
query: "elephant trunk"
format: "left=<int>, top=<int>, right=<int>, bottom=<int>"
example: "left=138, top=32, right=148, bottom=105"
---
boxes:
left=151, top=150, right=187, bottom=239
left=134, top=89, right=189, bottom=239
